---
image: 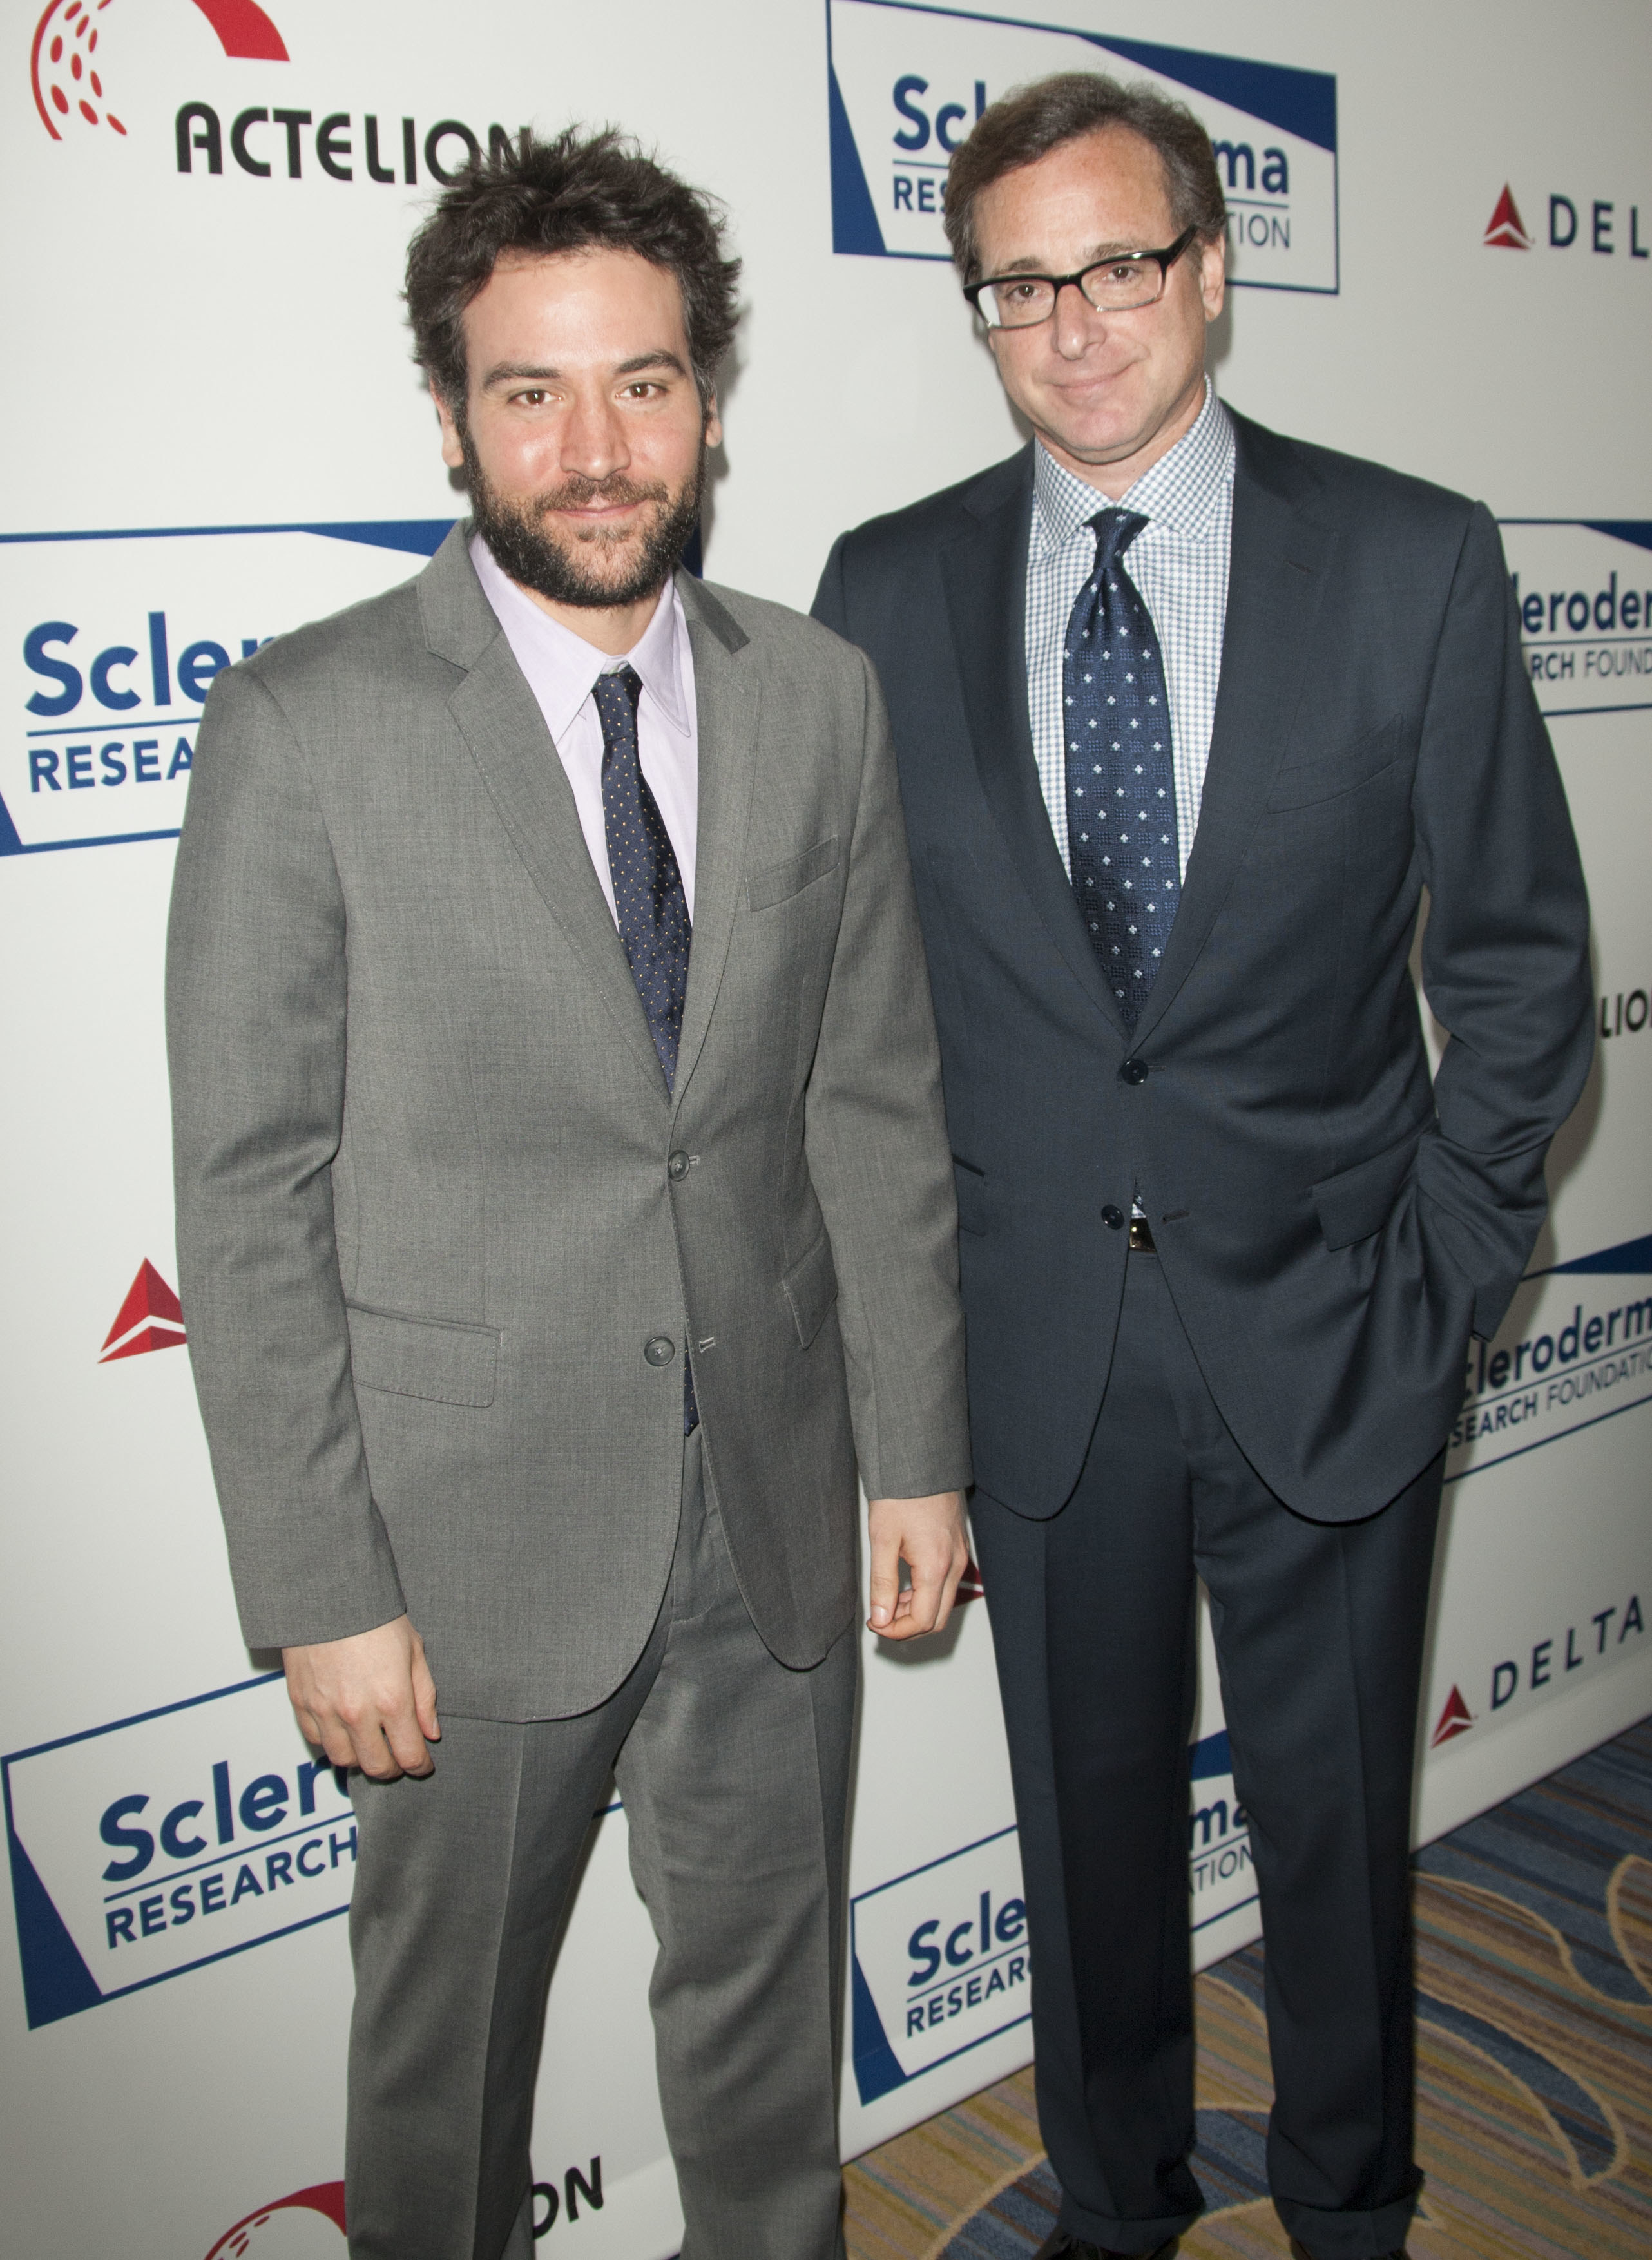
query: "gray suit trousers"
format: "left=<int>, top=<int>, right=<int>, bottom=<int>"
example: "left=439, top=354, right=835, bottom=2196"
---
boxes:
left=344, top=1432, right=856, bottom=2260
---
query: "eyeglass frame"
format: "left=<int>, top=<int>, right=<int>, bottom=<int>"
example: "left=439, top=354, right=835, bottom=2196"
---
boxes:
left=963, top=224, right=1201, bottom=328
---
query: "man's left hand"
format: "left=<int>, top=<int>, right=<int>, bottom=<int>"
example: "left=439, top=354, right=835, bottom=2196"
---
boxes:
left=865, top=1491, right=970, bottom=1639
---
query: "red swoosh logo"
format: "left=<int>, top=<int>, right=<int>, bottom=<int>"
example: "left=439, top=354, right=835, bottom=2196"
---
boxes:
left=32, top=0, right=287, bottom=144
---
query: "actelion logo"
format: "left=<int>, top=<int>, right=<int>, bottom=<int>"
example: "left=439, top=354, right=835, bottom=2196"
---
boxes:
left=204, top=2185, right=347, bottom=2259
left=30, top=0, right=287, bottom=143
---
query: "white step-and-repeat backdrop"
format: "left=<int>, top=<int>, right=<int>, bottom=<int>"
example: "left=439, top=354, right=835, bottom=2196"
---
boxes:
left=3, top=3, right=1649, bottom=2254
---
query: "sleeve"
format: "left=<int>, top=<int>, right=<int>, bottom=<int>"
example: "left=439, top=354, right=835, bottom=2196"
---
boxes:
left=166, top=662, right=407, bottom=1648
left=801, top=646, right=973, bottom=1499
left=1412, top=502, right=1596, bottom=1339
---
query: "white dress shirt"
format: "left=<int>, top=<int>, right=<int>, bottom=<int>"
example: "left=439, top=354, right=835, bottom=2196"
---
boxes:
left=472, top=535, right=698, bottom=922
left=1024, top=377, right=1235, bottom=885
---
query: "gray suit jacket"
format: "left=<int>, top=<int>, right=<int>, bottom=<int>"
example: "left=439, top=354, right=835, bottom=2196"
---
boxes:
left=168, top=528, right=970, bottom=1719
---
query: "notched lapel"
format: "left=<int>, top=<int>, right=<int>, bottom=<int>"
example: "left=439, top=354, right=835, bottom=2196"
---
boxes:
left=939, top=455, right=1122, bottom=1034
left=1129, top=464, right=1335, bottom=1047
left=673, top=576, right=760, bottom=1109
left=447, top=628, right=669, bottom=1100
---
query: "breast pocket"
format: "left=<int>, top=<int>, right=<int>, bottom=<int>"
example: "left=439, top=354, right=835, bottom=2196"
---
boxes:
left=747, top=835, right=841, bottom=912
left=1267, top=719, right=1408, bottom=811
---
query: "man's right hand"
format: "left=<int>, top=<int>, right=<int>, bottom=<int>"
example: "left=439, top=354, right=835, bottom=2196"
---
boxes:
left=283, top=1614, right=440, bottom=1781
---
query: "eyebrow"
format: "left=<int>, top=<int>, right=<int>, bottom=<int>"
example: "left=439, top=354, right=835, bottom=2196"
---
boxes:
left=991, top=241, right=1151, bottom=274
left=480, top=349, right=691, bottom=388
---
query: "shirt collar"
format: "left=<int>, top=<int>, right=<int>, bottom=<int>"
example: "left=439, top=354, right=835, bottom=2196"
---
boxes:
left=1032, top=376, right=1234, bottom=554
left=470, top=532, right=691, bottom=744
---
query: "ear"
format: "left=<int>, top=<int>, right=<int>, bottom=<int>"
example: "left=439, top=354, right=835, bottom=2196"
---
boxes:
left=430, top=378, right=466, bottom=472
left=1198, top=231, right=1226, bottom=322
left=702, top=391, right=723, bottom=452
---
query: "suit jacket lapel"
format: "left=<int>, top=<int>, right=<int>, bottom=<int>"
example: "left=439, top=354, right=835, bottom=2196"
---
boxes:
left=672, top=571, right=757, bottom=1110
left=938, top=450, right=1126, bottom=1036
left=1128, top=422, right=1335, bottom=1048
left=420, top=528, right=669, bottom=1100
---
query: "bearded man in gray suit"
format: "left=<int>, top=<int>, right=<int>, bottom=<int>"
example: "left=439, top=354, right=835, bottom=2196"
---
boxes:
left=167, top=129, right=970, bottom=2260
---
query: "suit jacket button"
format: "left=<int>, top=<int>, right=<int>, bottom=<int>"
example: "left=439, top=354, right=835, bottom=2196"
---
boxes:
left=1120, top=1057, right=1149, bottom=1086
left=644, top=1336, right=677, bottom=1366
left=668, top=1150, right=690, bottom=1181
left=1102, top=1204, right=1126, bottom=1230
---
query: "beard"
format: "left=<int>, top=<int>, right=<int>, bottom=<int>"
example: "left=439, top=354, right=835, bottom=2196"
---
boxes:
left=463, top=425, right=706, bottom=610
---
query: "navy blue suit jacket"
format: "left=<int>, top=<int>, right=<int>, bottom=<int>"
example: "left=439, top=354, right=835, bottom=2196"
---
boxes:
left=814, top=410, right=1594, bottom=1522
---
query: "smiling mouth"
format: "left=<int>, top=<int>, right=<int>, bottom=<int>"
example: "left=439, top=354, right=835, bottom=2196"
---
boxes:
left=537, top=482, right=666, bottom=534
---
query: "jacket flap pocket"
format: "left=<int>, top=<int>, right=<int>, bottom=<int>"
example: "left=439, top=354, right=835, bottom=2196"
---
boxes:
left=1268, top=719, right=1407, bottom=811
left=747, top=835, right=841, bottom=913
left=781, top=1229, right=840, bottom=1350
left=1311, top=1122, right=1428, bottom=1251
left=347, top=1303, right=499, bottom=1406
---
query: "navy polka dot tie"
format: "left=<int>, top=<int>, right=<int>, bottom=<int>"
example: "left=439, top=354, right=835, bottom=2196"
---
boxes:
left=1063, top=510, right=1180, bottom=1028
left=595, top=665, right=691, bottom=1089
left=595, top=664, right=697, bottom=1430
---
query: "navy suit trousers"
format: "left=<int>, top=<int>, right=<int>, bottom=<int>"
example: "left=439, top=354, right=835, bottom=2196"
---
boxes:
left=971, top=1252, right=1443, bottom=2258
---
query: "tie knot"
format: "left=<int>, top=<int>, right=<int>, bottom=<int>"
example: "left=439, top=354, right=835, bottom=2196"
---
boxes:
left=1088, top=507, right=1148, bottom=575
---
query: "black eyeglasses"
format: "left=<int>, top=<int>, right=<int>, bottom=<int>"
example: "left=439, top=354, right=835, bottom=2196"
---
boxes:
left=965, top=226, right=1200, bottom=329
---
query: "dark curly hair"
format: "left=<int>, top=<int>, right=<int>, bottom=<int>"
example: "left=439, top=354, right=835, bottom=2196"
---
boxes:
left=405, top=126, right=742, bottom=415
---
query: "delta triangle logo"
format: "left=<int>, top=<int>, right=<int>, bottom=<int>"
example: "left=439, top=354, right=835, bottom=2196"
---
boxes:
left=1430, top=1685, right=1475, bottom=1747
left=1484, top=184, right=1533, bottom=250
left=99, top=1259, right=187, bottom=1363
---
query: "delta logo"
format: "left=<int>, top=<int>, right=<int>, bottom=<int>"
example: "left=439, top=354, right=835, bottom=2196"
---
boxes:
left=1484, top=185, right=1533, bottom=250
left=1428, top=1593, right=1647, bottom=1754
left=1430, top=1685, right=1475, bottom=1747
left=1483, top=180, right=1649, bottom=258
left=204, top=2184, right=346, bottom=2260
left=100, top=1258, right=186, bottom=1362
left=30, top=0, right=287, bottom=142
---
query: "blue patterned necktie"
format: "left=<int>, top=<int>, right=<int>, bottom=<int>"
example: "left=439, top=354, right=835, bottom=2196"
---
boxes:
left=593, top=663, right=698, bottom=1430
left=594, top=664, right=691, bottom=1087
left=1063, top=509, right=1180, bottom=1028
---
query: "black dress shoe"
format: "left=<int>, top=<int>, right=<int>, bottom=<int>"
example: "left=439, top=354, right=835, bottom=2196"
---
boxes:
left=1033, top=2233, right=1180, bottom=2259
left=1287, top=2243, right=1409, bottom=2260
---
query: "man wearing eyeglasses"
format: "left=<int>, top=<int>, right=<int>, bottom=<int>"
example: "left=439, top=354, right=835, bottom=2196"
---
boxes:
left=814, top=72, right=1592, bottom=2260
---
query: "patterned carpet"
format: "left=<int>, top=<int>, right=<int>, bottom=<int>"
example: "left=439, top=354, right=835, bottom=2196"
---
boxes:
left=842, top=1716, right=1652, bottom=2260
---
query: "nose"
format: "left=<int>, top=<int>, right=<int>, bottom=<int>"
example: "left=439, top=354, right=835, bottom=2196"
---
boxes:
left=560, top=385, right=629, bottom=482
left=1052, top=277, right=1104, bottom=360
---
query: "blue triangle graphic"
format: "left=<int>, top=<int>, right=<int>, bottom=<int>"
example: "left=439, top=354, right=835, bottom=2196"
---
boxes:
left=6, top=1821, right=103, bottom=2027
left=297, top=520, right=456, bottom=557
left=829, top=66, right=887, bottom=256
left=1084, top=35, right=1336, bottom=153
left=851, top=1951, right=908, bottom=2103
left=1537, top=1232, right=1652, bottom=1278
left=1189, top=1728, right=1232, bottom=1782
left=1583, top=522, right=1652, bottom=555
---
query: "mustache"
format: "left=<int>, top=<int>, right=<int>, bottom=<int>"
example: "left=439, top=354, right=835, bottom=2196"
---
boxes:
left=532, top=474, right=671, bottom=517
